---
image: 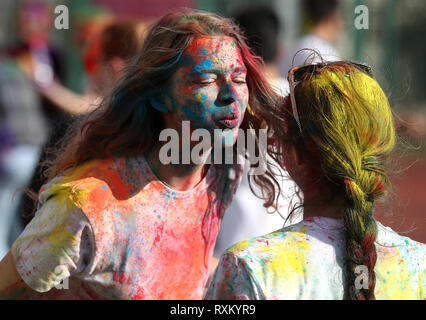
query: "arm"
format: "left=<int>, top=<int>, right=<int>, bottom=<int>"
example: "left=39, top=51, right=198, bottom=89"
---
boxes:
left=38, top=81, right=100, bottom=115
left=0, top=251, right=35, bottom=299
left=1, top=185, right=95, bottom=299
left=16, top=54, right=99, bottom=116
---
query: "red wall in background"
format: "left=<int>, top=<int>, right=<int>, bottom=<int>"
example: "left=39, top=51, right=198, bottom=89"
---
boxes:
left=375, top=155, right=426, bottom=243
left=94, top=0, right=195, bottom=18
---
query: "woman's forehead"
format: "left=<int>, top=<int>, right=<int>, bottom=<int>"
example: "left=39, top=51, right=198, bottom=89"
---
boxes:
left=182, top=36, right=244, bottom=68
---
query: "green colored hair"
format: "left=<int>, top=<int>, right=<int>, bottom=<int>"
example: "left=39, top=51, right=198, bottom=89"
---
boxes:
left=280, top=63, right=396, bottom=299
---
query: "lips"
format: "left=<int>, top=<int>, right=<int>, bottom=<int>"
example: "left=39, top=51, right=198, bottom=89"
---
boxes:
left=217, top=114, right=240, bottom=129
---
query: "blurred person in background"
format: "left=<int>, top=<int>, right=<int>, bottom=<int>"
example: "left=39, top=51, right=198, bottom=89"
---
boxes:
left=0, top=0, right=64, bottom=258
left=233, top=6, right=289, bottom=95
left=7, top=0, right=69, bottom=140
left=394, top=110, right=426, bottom=140
left=34, top=19, right=147, bottom=115
left=17, top=19, right=146, bottom=236
left=213, top=6, right=298, bottom=271
left=0, top=128, right=14, bottom=180
left=0, top=58, right=48, bottom=258
left=280, top=0, right=343, bottom=76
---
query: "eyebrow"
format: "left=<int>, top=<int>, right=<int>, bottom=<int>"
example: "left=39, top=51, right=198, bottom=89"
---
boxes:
left=232, top=66, right=247, bottom=74
left=189, top=66, right=247, bottom=75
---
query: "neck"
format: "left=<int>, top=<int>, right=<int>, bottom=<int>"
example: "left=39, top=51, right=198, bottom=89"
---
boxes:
left=302, top=189, right=346, bottom=220
left=145, top=141, right=212, bottom=191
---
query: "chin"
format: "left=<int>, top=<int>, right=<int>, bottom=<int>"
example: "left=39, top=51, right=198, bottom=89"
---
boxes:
left=214, top=129, right=238, bottom=148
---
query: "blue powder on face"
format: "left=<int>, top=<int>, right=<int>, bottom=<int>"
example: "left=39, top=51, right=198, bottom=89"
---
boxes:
left=190, top=58, right=214, bottom=74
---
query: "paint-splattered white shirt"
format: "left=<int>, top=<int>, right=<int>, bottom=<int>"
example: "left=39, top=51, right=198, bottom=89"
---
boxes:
left=205, top=216, right=425, bottom=300
left=11, top=155, right=242, bottom=299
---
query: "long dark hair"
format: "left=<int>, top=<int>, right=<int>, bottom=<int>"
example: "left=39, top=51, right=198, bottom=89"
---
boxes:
left=39, top=8, right=284, bottom=272
left=46, top=9, right=281, bottom=190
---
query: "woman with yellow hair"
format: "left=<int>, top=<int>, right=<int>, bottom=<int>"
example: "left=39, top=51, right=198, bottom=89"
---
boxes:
left=205, top=61, right=425, bottom=300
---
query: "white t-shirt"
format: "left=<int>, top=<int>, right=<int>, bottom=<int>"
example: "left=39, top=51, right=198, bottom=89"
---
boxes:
left=12, top=155, right=242, bottom=299
left=206, top=216, right=425, bottom=300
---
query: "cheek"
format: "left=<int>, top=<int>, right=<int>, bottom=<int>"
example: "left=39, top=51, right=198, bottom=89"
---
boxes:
left=241, top=86, right=249, bottom=104
left=181, top=91, right=216, bottom=123
left=194, top=88, right=217, bottom=109
left=236, top=85, right=249, bottom=111
left=172, top=80, right=191, bottom=105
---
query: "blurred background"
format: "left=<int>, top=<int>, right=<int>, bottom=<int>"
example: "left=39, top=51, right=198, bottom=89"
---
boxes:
left=0, top=0, right=425, bottom=259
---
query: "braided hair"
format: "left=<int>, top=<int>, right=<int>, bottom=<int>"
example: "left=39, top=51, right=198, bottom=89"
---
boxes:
left=276, top=63, right=396, bottom=299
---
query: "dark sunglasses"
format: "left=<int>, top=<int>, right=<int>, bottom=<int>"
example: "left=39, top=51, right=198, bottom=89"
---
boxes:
left=287, top=61, right=373, bottom=135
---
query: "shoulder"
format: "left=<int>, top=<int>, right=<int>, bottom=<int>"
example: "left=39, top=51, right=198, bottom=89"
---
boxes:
left=221, top=222, right=319, bottom=297
left=227, top=231, right=283, bottom=258
left=227, top=220, right=340, bottom=275
left=39, top=158, right=124, bottom=210
left=376, top=222, right=425, bottom=250
left=376, top=221, right=425, bottom=266
left=227, top=222, right=310, bottom=262
left=375, top=222, right=425, bottom=299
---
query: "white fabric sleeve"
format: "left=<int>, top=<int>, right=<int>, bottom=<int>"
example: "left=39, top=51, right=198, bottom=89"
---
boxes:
left=11, top=192, right=95, bottom=293
left=204, top=250, right=264, bottom=300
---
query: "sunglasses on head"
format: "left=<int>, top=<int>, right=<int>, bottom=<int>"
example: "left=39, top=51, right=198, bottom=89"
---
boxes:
left=287, top=61, right=373, bottom=135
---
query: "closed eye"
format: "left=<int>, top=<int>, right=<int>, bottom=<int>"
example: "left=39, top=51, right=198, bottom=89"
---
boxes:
left=233, top=77, right=247, bottom=84
left=232, top=70, right=247, bottom=84
left=198, top=78, right=216, bottom=85
left=192, top=73, right=217, bottom=86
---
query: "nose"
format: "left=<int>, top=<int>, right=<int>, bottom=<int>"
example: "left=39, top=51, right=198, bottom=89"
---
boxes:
left=216, top=81, right=237, bottom=107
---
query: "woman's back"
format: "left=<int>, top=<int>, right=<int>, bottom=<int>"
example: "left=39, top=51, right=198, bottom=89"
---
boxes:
left=206, top=216, right=425, bottom=300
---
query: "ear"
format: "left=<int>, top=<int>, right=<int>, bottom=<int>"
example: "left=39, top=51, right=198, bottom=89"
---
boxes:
left=150, top=96, right=169, bottom=113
